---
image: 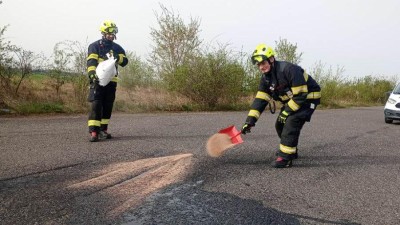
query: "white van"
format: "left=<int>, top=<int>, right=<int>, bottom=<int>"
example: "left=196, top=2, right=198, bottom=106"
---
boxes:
left=384, top=82, right=400, bottom=123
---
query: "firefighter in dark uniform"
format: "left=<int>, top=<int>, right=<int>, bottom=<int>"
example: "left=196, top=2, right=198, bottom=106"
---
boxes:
left=87, top=20, right=128, bottom=142
left=241, top=43, right=321, bottom=168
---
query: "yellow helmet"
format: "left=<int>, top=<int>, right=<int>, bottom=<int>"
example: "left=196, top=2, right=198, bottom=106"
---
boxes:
left=251, top=43, right=275, bottom=65
left=99, top=20, right=118, bottom=34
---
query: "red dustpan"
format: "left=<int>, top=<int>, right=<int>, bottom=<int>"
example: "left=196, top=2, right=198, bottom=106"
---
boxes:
left=218, top=125, right=243, bottom=144
left=206, top=125, right=243, bottom=157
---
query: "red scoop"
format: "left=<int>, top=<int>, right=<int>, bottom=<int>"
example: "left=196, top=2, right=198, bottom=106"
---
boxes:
left=218, top=125, right=243, bottom=144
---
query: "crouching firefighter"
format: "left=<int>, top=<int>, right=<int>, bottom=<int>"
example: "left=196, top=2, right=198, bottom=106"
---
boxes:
left=241, top=43, right=321, bottom=168
left=87, top=20, right=128, bottom=142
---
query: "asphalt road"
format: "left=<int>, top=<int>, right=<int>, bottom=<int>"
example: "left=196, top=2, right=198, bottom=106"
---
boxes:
left=0, top=106, right=399, bottom=225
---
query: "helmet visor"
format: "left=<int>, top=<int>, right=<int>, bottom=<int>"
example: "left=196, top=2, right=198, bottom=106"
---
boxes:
left=105, top=26, right=118, bottom=34
left=251, top=55, right=267, bottom=65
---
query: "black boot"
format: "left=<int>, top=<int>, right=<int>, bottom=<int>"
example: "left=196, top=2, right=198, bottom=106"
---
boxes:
left=274, top=156, right=293, bottom=168
left=89, top=131, right=99, bottom=142
left=293, top=149, right=298, bottom=159
left=99, top=130, right=112, bottom=139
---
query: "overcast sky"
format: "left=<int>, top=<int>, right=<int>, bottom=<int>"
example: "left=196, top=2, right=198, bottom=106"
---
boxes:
left=1, top=0, right=399, bottom=78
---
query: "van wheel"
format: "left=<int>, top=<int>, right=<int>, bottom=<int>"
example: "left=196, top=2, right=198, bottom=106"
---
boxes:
left=385, top=117, right=393, bottom=124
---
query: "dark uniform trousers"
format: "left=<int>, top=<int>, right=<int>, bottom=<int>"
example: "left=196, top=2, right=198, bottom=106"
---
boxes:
left=275, top=104, right=316, bottom=160
left=88, top=80, right=117, bottom=133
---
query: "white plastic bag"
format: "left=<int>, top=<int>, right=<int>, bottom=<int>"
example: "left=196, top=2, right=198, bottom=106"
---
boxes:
left=96, top=55, right=117, bottom=86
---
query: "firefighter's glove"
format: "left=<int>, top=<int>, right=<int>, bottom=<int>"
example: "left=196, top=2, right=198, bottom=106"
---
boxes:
left=278, top=111, right=289, bottom=124
left=108, top=52, right=119, bottom=64
left=241, top=123, right=254, bottom=135
left=89, top=73, right=98, bottom=82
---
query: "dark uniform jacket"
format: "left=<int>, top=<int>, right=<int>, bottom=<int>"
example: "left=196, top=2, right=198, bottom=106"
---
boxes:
left=87, top=38, right=128, bottom=82
left=246, top=60, right=321, bottom=125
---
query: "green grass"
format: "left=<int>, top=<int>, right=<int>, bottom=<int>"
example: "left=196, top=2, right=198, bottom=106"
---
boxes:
left=16, top=102, right=65, bottom=114
left=29, top=73, right=48, bottom=81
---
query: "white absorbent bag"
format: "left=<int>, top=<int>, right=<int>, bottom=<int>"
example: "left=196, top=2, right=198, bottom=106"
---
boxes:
left=96, top=56, right=117, bottom=86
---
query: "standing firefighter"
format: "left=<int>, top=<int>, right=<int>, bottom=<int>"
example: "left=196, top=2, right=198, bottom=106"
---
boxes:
left=87, top=20, right=128, bottom=142
left=241, top=43, right=321, bottom=168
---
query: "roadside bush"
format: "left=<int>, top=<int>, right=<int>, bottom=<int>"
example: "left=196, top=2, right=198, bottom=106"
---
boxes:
left=71, top=74, right=89, bottom=107
left=119, top=52, right=158, bottom=89
left=350, top=76, right=394, bottom=104
left=167, top=46, right=246, bottom=108
left=309, top=61, right=397, bottom=107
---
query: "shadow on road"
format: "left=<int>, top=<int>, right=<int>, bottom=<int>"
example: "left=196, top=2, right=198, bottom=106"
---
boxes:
left=122, top=182, right=360, bottom=225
